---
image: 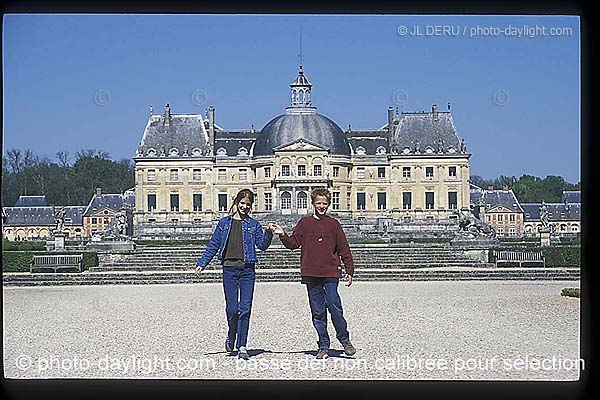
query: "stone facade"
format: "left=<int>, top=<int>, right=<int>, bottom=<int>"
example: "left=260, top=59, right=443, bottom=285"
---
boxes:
left=133, top=66, right=471, bottom=238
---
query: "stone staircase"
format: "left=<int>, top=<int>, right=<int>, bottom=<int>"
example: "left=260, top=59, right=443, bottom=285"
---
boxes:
left=2, top=244, right=580, bottom=286
left=89, top=244, right=490, bottom=272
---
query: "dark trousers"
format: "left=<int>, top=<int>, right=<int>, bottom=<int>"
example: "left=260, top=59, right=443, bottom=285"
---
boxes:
left=305, top=280, right=350, bottom=350
left=222, top=264, right=256, bottom=348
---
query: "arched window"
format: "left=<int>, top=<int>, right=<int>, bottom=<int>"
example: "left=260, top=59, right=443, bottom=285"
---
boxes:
left=169, top=148, right=179, bottom=157
left=281, top=192, right=292, bottom=210
left=376, top=146, right=387, bottom=155
left=356, top=146, right=366, bottom=155
left=237, top=147, right=248, bottom=156
left=216, top=147, right=227, bottom=156
left=297, top=192, right=308, bottom=209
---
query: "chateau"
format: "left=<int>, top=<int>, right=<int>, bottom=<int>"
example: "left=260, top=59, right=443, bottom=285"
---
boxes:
left=132, top=65, right=471, bottom=237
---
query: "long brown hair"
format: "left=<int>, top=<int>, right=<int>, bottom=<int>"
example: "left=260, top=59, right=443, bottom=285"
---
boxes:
left=228, top=189, right=255, bottom=215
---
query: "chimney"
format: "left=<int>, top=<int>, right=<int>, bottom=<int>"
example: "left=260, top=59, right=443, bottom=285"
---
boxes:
left=387, top=107, right=394, bottom=133
left=165, top=103, right=171, bottom=119
left=432, top=104, right=438, bottom=119
left=487, top=185, right=494, bottom=192
left=208, top=105, right=216, bottom=154
left=447, top=102, right=451, bottom=111
left=95, top=188, right=102, bottom=196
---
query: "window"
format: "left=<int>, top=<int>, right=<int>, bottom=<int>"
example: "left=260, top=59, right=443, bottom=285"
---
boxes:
left=403, top=192, right=412, bottom=209
left=193, top=194, right=202, bottom=211
left=333, top=166, right=340, bottom=178
left=170, top=169, right=179, bottom=182
left=298, top=165, right=306, bottom=176
left=91, top=217, right=97, bottom=224
left=297, top=192, right=308, bottom=209
left=104, top=218, right=110, bottom=224
left=509, top=214, right=515, bottom=222
left=239, top=168, right=247, bottom=181
left=498, top=214, right=504, bottom=222
left=402, top=167, right=411, bottom=179
left=264, top=193, right=272, bottom=211
left=193, top=169, right=202, bottom=181
left=314, top=165, right=322, bottom=176
left=332, top=192, right=340, bottom=210
left=218, top=169, right=226, bottom=181
left=357, top=193, right=366, bottom=210
left=282, top=165, right=290, bottom=177
left=281, top=192, right=291, bottom=209
left=147, top=194, right=156, bottom=211
left=347, top=192, right=351, bottom=209
left=378, top=167, right=386, bottom=178
left=264, top=167, right=271, bottom=178
left=509, top=228, right=516, bottom=236
left=448, top=191, right=458, bottom=210
left=357, top=167, right=365, bottom=179
left=426, top=167, right=434, bottom=178
left=148, top=169, right=156, bottom=181
left=170, top=194, right=179, bottom=211
left=425, top=192, right=435, bottom=210
left=218, top=194, right=228, bottom=211
left=449, top=166, right=457, bottom=177
left=377, top=192, right=387, bottom=210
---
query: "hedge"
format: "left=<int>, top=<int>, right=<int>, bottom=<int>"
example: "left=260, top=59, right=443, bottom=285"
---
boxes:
left=2, top=251, right=99, bottom=272
left=561, top=288, right=580, bottom=298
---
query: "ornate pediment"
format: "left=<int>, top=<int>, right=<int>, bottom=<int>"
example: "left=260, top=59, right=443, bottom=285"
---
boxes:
left=273, top=139, right=329, bottom=153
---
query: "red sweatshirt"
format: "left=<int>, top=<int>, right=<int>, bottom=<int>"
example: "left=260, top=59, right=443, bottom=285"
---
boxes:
left=279, top=215, right=354, bottom=278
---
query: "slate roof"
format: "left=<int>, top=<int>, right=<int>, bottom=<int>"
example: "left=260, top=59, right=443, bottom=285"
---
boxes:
left=254, top=111, right=351, bottom=157
left=84, top=192, right=135, bottom=217
left=522, top=203, right=580, bottom=222
left=14, top=195, right=49, bottom=207
left=214, top=130, right=257, bottom=157
left=560, top=191, right=580, bottom=204
left=393, top=111, right=467, bottom=156
left=347, top=131, right=390, bottom=156
left=2, top=206, right=85, bottom=227
left=136, top=105, right=209, bottom=158
left=470, top=188, right=524, bottom=213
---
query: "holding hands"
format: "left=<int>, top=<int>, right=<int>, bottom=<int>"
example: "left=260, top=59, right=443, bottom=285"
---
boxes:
left=267, top=223, right=285, bottom=235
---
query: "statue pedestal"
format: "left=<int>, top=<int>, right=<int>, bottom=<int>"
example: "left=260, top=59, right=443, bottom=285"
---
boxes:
left=53, top=232, right=66, bottom=251
left=539, top=229, right=551, bottom=247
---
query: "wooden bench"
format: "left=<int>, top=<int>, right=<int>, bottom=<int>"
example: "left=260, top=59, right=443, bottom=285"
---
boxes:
left=30, top=254, right=84, bottom=273
left=492, top=250, right=545, bottom=267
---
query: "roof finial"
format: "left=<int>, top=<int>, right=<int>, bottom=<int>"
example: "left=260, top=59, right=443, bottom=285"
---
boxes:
left=298, top=24, right=303, bottom=70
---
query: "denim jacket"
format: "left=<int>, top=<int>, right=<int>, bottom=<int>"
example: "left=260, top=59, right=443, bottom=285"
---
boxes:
left=196, top=215, right=273, bottom=269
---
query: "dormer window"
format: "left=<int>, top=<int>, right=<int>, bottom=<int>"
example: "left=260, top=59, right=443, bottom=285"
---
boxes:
left=356, top=146, right=366, bottom=155
left=376, top=146, right=387, bottom=155
left=216, top=147, right=227, bottom=156
left=169, top=148, right=179, bottom=157
left=147, top=148, right=157, bottom=157
left=237, top=147, right=248, bottom=156
left=192, top=147, right=202, bottom=156
left=402, top=147, right=411, bottom=154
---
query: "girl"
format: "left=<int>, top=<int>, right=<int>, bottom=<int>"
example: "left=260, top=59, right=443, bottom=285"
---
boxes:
left=195, top=189, right=273, bottom=360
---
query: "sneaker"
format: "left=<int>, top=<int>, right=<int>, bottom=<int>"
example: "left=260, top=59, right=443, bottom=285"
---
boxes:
left=238, top=346, right=250, bottom=360
left=316, top=349, right=329, bottom=359
left=225, top=338, right=234, bottom=353
left=342, top=341, right=356, bottom=356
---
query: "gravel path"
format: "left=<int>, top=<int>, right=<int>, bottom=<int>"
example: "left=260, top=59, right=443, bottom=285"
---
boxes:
left=3, top=280, right=581, bottom=380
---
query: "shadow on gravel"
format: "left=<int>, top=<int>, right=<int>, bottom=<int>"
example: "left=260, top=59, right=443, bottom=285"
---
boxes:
left=203, top=348, right=355, bottom=358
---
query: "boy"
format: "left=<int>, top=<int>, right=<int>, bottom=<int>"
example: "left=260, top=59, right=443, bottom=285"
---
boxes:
left=271, top=188, right=356, bottom=359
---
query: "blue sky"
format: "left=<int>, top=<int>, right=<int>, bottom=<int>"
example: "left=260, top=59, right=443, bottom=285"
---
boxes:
left=2, top=14, right=580, bottom=183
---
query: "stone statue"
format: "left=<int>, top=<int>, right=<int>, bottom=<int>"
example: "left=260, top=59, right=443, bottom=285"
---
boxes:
left=53, top=206, right=66, bottom=232
left=93, top=212, right=129, bottom=241
left=453, top=209, right=496, bottom=238
left=539, top=201, right=550, bottom=230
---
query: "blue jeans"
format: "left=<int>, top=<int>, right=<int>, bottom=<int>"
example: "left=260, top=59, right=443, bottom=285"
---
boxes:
left=305, top=280, right=350, bottom=350
left=222, top=265, right=256, bottom=348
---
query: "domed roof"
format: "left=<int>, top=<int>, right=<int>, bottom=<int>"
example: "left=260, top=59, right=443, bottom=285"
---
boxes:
left=254, top=111, right=350, bottom=156
left=254, top=65, right=350, bottom=156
